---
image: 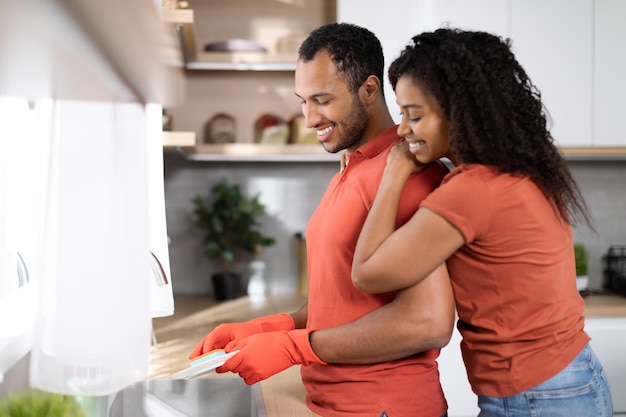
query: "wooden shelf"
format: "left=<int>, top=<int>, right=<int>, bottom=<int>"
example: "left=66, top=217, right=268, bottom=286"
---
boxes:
left=177, top=143, right=341, bottom=163
left=186, top=61, right=296, bottom=71
left=162, top=9, right=298, bottom=72
left=163, top=8, right=197, bottom=63
left=162, top=131, right=196, bottom=147
left=169, top=139, right=626, bottom=163
left=560, top=146, right=626, bottom=161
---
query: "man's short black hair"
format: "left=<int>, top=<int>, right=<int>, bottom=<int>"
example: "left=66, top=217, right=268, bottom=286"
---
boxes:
left=299, top=22, right=385, bottom=95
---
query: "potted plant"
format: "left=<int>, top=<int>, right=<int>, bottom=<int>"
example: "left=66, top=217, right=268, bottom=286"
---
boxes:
left=574, top=243, right=589, bottom=293
left=0, top=389, right=86, bottom=417
left=191, top=178, right=275, bottom=300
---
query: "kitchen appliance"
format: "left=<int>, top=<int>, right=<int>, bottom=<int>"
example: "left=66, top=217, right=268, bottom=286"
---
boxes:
left=603, top=245, right=626, bottom=295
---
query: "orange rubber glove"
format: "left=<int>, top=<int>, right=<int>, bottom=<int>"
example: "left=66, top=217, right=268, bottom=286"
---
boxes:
left=217, top=329, right=326, bottom=385
left=189, top=313, right=294, bottom=359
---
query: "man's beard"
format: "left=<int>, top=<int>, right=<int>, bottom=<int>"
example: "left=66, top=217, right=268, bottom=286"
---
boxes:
left=324, top=96, right=368, bottom=154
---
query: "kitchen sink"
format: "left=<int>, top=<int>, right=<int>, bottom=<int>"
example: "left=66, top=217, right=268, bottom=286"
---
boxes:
left=107, top=377, right=265, bottom=417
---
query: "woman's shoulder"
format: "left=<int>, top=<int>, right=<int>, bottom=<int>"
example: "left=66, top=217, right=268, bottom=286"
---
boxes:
left=443, top=163, right=497, bottom=183
left=443, top=164, right=536, bottom=201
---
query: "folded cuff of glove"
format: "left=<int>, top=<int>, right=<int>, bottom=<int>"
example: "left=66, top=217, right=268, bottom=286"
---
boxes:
left=259, top=312, right=295, bottom=332
left=290, top=328, right=327, bottom=366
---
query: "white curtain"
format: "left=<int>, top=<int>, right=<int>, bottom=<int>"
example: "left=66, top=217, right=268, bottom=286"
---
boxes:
left=29, top=100, right=152, bottom=396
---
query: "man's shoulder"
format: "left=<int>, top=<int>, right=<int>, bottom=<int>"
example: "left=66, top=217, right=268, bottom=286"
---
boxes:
left=357, top=126, right=402, bottom=159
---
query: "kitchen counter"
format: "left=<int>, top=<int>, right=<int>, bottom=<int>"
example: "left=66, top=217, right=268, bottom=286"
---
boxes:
left=150, top=294, right=315, bottom=416
left=259, top=366, right=320, bottom=417
left=582, top=292, right=626, bottom=317
left=151, top=292, right=626, bottom=417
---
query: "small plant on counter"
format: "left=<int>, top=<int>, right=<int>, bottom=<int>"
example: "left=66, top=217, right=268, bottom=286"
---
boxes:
left=191, top=178, right=275, bottom=300
left=574, top=242, right=590, bottom=293
left=574, top=243, right=588, bottom=277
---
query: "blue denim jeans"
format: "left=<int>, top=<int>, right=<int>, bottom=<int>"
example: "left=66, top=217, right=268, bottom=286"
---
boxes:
left=477, top=343, right=613, bottom=417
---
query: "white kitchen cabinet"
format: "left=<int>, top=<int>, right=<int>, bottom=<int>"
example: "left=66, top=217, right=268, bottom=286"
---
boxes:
left=421, top=0, right=510, bottom=36
left=511, top=0, right=594, bottom=147
left=337, top=0, right=420, bottom=119
left=412, top=0, right=596, bottom=148
left=512, top=0, right=626, bottom=147
left=438, top=327, right=479, bottom=417
left=585, top=317, right=626, bottom=413
left=337, top=0, right=510, bottom=122
left=594, top=0, right=626, bottom=146
left=339, top=0, right=626, bottom=150
left=0, top=0, right=182, bottom=104
left=339, top=0, right=595, bottom=146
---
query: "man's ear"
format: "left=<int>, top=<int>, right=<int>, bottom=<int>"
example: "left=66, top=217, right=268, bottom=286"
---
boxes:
left=360, top=75, right=382, bottom=104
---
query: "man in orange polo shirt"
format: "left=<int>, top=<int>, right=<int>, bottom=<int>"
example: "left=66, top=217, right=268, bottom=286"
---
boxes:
left=190, top=23, right=454, bottom=417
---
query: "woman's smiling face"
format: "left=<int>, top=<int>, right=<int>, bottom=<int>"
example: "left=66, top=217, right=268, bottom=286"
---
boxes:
left=395, top=75, right=455, bottom=165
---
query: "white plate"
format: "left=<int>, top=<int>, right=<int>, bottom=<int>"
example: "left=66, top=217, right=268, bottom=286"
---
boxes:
left=168, top=350, right=239, bottom=380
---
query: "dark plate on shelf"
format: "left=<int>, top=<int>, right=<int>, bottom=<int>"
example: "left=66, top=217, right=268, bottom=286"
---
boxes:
left=204, top=39, right=267, bottom=53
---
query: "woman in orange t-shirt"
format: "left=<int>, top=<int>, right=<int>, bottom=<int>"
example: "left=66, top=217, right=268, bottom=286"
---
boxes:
left=352, top=28, right=613, bottom=417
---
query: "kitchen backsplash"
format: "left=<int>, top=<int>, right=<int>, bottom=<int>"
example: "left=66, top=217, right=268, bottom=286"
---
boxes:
left=164, top=152, right=337, bottom=295
left=163, top=154, right=626, bottom=297
left=570, top=161, right=626, bottom=288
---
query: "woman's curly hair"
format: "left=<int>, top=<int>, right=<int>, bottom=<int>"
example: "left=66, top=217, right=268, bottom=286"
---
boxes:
left=389, top=28, right=593, bottom=229
left=299, top=22, right=385, bottom=96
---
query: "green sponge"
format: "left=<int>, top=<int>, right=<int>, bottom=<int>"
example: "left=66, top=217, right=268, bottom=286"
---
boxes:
left=190, top=349, right=227, bottom=367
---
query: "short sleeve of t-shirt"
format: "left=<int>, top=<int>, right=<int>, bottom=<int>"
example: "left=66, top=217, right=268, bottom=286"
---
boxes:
left=420, top=164, right=493, bottom=243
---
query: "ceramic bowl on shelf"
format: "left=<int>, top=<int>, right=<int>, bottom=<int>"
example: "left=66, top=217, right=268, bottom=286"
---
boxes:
left=203, top=113, right=236, bottom=144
